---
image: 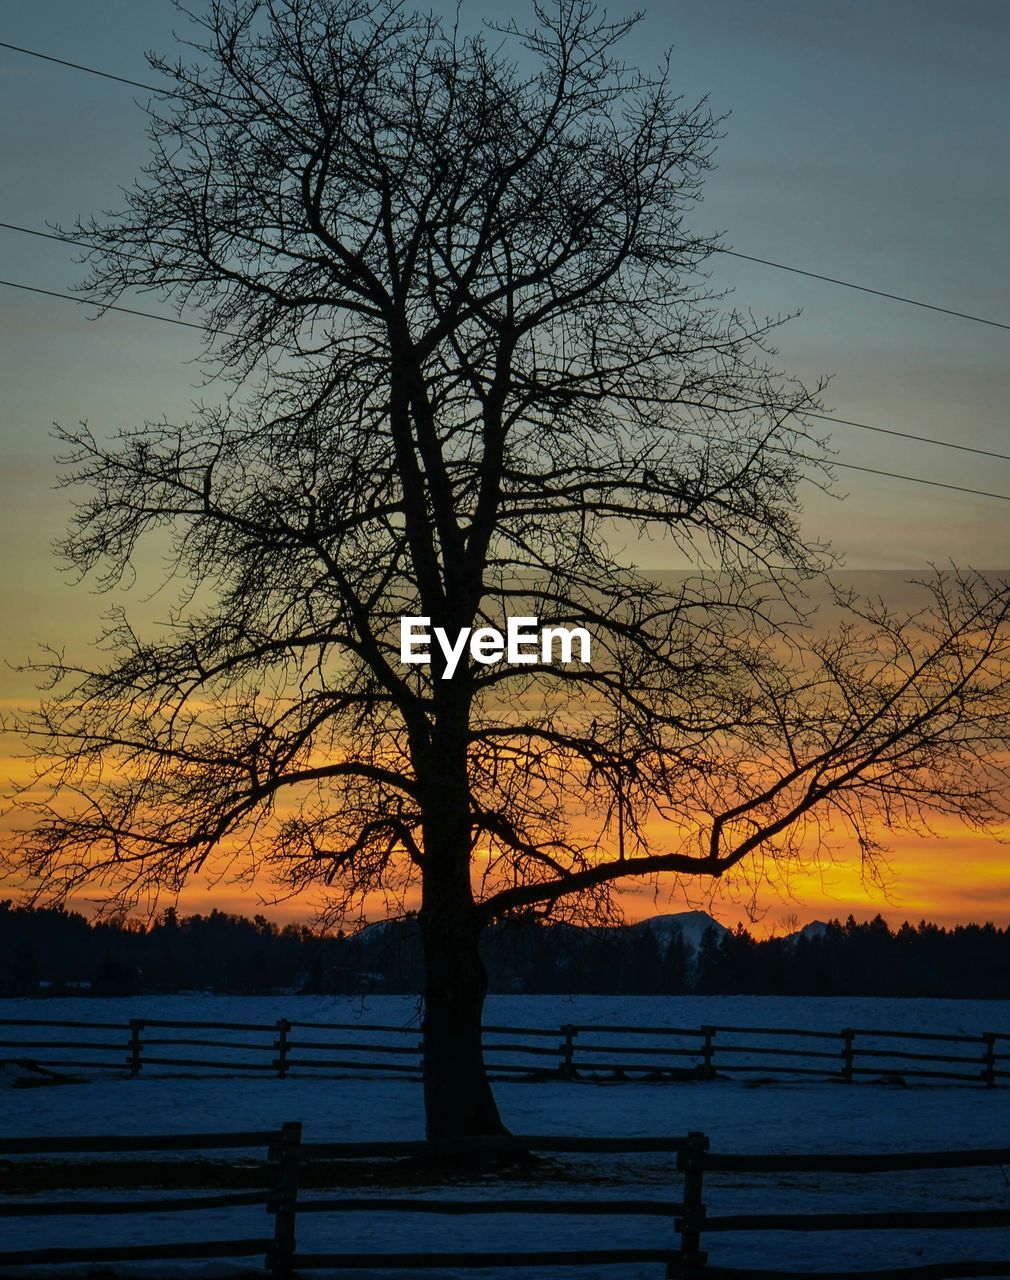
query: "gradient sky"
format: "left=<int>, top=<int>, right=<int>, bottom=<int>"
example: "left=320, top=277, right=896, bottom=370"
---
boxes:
left=1, top=2, right=1009, bottom=933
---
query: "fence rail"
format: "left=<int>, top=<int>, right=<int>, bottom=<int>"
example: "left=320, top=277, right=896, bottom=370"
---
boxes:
left=2, top=1126, right=1010, bottom=1277
left=0, top=1126, right=699, bottom=1276
left=2, top=1014, right=1009, bottom=1086
left=670, top=1141, right=1010, bottom=1280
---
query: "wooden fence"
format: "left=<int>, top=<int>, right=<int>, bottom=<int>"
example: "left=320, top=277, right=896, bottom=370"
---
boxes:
left=0, top=1126, right=697, bottom=1275
left=673, top=1142, right=1010, bottom=1280
left=2, top=1014, right=1009, bottom=1086
left=2, top=1125, right=1010, bottom=1277
left=0, top=1125, right=294, bottom=1274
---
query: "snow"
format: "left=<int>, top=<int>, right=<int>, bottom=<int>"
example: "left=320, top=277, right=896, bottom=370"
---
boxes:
left=5, top=990, right=1007, bottom=1042
left=2, top=995, right=1010, bottom=1277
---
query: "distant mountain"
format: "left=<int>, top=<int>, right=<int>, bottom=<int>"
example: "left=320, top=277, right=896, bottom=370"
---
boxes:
left=787, top=920, right=829, bottom=943
left=356, top=917, right=407, bottom=943
left=630, top=910, right=729, bottom=954
left=349, top=910, right=730, bottom=969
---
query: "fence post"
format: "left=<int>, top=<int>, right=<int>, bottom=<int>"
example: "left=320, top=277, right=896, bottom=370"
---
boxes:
left=841, top=1028, right=854, bottom=1083
left=671, top=1129, right=708, bottom=1278
left=982, top=1033, right=996, bottom=1089
left=700, top=1026, right=715, bottom=1079
left=560, top=1025, right=578, bottom=1079
left=128, top=1019, right=144, bottom=1077
left=266, top=1120, right=302, bottom=1278
left=274, top=1019, right=291, bottom=1078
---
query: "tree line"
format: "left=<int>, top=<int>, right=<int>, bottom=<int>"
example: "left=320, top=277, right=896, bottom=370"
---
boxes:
left=2, top=901, right=1009, bottom=1000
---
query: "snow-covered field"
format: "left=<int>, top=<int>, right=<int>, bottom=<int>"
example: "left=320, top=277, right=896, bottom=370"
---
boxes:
left=2, top=995, right=1010, bottom=1277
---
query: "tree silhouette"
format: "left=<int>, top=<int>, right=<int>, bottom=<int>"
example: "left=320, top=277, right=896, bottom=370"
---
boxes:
left=8, top=0, right=1010, bottom=1137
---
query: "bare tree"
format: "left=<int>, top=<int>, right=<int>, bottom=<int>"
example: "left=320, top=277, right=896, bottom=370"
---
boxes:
left=8, top=0, right=1010, bottom=1138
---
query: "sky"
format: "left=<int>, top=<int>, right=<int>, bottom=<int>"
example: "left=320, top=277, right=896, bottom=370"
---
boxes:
left=1, top=1, right=1009, bottom=934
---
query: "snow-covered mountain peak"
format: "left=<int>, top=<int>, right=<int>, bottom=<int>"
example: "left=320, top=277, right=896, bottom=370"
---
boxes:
left=632, top=910, right=729, bottom=953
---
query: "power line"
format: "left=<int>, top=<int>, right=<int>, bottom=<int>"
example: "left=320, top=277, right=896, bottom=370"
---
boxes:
left=796, top=455, right=1010, bottom=504
left=800, top=409, right=1010, bottom=463
left=2, top=218, right=1007, bottom=467
left=0, top=221, right=80, bottom=246
left=0, top=40, right=170, bottom=95
left=717, top=249, right=1010, bottom=334
left=2, top=39, right=1009, bottom=336
left=0, top=278, right=237, bottom=337
left=691, top=393, right=1010, bottom=466
left=2, top=273, right=1007, bottom=506
left=684, top=424, right=1010, bottom=503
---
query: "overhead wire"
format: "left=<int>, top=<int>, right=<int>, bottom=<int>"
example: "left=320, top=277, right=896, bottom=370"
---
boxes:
left=2, top=219, right=1006, bottom=464
left=717, top=249, right=1010, bottom=334
left=2, top=267, right=1007, bottom=504
left=0, top=39, right=170, bottom=95
left=777, top=453, right=1010, bottom=504
left=0, top=277, right=240, bottom=337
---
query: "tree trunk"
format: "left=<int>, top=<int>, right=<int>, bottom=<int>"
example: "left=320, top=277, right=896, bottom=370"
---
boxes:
left=419, top=888, right=507, bottom=1139
left=418, top=751, right=507, bottom=1140
left=416, top=683, right=506, bottom=1140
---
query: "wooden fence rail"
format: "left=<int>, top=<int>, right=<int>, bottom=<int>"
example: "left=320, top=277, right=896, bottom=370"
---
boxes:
left=0, top=1126, right=287, bottom=1274
left=0, top=1126, right=700, bottom=1276
left=669, top=1142, right=1010, bottom=1280
left=1, top=1014, right=1008, bottom=1085
left=2, top=1126, right=1010, bottom=1277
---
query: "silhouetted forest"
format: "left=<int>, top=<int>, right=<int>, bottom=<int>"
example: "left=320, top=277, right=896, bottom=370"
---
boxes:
left=2, top=901, right=1010, bottom=998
